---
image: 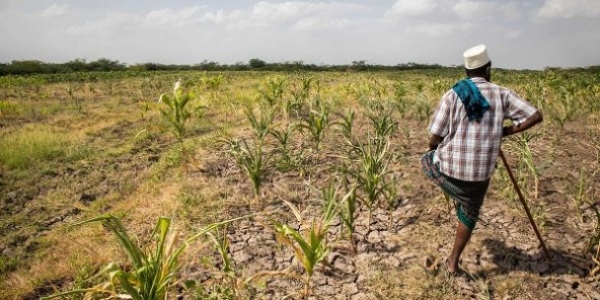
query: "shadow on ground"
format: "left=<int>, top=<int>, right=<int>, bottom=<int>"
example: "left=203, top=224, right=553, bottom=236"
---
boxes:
left=481, top=238, right=592, bottom=278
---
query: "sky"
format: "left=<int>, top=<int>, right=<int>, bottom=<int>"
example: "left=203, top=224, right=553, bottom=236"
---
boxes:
left=0, top=0, right=598, bottom=70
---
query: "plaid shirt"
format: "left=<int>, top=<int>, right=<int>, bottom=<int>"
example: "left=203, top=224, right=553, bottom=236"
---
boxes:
left=429, top=77, right=538, bottom=181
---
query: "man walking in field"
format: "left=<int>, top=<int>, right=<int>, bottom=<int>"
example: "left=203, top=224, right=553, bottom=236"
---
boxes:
left=422, top=44, right=543, bottom=275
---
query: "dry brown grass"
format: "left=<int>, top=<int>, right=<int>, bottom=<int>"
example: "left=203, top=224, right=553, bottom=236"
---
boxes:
left=1, top=70, right=599, bottom=299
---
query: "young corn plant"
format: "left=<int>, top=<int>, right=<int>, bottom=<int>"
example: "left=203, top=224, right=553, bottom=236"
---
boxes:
left=333, top=108, right=356, bottom=144
left=201, top=73, right=226, bottom=101
left=245, top=103, right=274, bottom=140
left=567, top=167, right=595, bottom=222
left=260, top=75, right=287, bottom=107
left=272, top=192, right=349, bottom=299
left=204, top=225, right=285, bottom=299
left=298, top=100, right=330, bottom=150
left=159, top=80, right=205, bottom=143
left=42, top=214, right=243, bottom=300
left=513, top=131, right=542, bottom=199
left=392, top=81, right=408, bottom=118
left=348, top=137, right=392, bottom=230
left=226, top=137, right=271, bottom=199
left=287, top=76, right=314, bottom=119
left=269, top=122, right=298, bottom=171
left=549, top=87, right=578, bottom=131
left=366, top=107, right=397, bottom=141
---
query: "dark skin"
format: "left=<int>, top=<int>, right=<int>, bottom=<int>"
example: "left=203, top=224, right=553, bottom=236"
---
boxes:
left=428, top=62, right=543, bottom=273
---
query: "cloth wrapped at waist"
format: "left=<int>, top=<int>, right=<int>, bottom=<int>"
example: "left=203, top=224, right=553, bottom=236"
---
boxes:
left=421, top=150, right=490, bottom=229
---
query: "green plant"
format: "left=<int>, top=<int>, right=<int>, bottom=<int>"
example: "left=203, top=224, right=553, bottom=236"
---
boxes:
left=66, top=83, right=83, bottom=112
left=350, top=137, right=393, bottom=229
left=0, top=255, right=19, bottom=278
left=0, top=100, right=19, bottom=118
left=159, top=80, right=205, bottom=143
left=333, top=108, right=355, bottom=143
left=42, top=215, right=246, bottom=300
left=272, top=197, right=344, bottom=298
left=366, top=107, right=397, bottom=140
left=269, top=122, right=298, bottom=171
left=513, top=131, right=542, bottom=199
left=392, top=81, right=408, bottom=118
left=0, top=127, right=76, bottom=170
left=298, top=101, right=330, bottom=150
left=567, top=167, right=595, bottom=222
left=245, top=103, right=274, bottom=140
left=226, top=138, right=271, bottom=198
left=260, top=75, right=286, bottom=107
left=549, top=87, right=578, bottom=131
left=287, top=76, right=314, bottom=119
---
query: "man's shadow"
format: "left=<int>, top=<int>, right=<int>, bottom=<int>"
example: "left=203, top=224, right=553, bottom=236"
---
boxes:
left=479, top=238, right=592, bottom=278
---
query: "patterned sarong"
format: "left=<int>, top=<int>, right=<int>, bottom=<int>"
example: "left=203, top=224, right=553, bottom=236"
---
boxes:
left=421, top=150, right=490, bottom=229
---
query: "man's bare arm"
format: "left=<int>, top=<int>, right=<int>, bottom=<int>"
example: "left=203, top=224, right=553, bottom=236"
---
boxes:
left=503, top=111, right=543, bottom=137
left=428, top=134, right=444, bottom=150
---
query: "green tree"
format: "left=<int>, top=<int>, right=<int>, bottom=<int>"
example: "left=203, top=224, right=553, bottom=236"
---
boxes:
left=249, top=58, right=266, bottom=69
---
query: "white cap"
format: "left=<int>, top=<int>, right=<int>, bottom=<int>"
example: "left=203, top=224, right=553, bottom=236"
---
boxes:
left=463, top=44, right=490, bottom=69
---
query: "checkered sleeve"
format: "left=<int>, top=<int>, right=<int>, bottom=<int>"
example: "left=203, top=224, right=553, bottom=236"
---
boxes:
left=428, top=90, right=452, bottom=137
left=504, top=90, right=538, bottom=125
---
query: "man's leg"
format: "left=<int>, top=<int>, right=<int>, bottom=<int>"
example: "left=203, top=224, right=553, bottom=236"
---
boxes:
left=446, top=221, right=472, bottom=273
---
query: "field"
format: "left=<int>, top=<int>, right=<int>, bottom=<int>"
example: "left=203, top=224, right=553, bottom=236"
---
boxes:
left=0, top=69, right=599, bottom=299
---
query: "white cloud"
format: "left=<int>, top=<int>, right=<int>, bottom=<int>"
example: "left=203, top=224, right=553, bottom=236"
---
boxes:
left=386, top=0, right=439, bottom=17
left=537, top=0, right=600, bottom=18
left=66, top=13, right=139, bottom=36
left=406, top=22, right=471, bottom=37
left=145, top=6, right=204, bottom=26
left=453, top=0, right=496, bottom=19
left=41, top=4, right=70, bottom=17
left=292, top=17, right=350, bottom=31
left=453, top=1, right=523, bottom=22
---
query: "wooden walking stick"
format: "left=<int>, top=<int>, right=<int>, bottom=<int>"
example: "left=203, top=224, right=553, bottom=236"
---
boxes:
left=499, top=149, right=552, bottom=261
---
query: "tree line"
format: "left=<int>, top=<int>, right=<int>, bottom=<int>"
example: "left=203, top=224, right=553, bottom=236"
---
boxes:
left=0, top=58, right=458, bottom=76
left=1, top=58, right=597, bottom=76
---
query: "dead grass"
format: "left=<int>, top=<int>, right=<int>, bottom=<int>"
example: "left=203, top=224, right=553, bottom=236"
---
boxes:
left=1, top=71, right=599, bottom=299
